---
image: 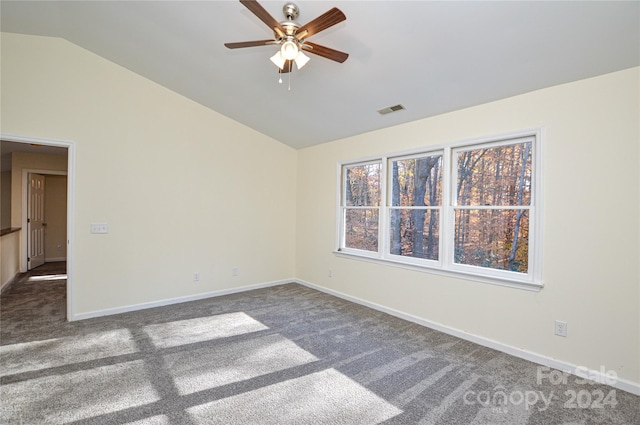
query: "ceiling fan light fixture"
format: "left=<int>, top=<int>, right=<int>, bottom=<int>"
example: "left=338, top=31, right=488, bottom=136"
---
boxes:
left=294, top=50, right=310, bottom=69
left=225, top=1, right=349, bottom=77
left=270, top=51, right=286, bottom=69
left=280, top=39, right=299, bottom=60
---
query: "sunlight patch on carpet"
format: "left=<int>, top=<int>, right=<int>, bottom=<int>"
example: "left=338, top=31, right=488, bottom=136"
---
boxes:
left=187, top=368, right=403, bottom=424
left=0, top=360, right=159, bottom=424
left=143, top=312, right=269, bottom=348
left=0, top=329, right=137, bottom=375
left=27, top=274, right=67, bottom=282
left=165, top=333, right=318, bottom=395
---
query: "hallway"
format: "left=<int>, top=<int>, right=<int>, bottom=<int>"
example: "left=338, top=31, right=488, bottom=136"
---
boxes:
left=1, top=261, right=67, bottom=343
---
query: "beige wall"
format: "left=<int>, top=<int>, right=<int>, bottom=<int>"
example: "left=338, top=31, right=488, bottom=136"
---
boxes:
left=1, top=32, right=297, bottom=314
left=296, top=67, right=640, bottom=385
left=44, top=174, right=67, bottom=260
left=1, top=231, right=20, bottom=288
left=1, top=170, right=11, bottom=229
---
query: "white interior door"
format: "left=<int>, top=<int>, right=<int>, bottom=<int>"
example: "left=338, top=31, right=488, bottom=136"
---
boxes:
left=28, top=173, right=46, bottom=270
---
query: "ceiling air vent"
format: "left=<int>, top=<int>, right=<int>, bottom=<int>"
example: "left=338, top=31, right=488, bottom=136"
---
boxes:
left=377, top=104, right=405, bottom=115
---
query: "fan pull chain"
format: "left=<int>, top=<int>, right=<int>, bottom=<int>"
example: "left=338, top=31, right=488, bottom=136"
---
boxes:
left=276, top=62, right=293, bottom=90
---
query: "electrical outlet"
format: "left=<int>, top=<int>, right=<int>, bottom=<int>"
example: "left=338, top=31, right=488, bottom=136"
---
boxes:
left=193, top=272, right=200, bottom=282
left=328, top=269, right=333, bottom=278
left=232, top=267, right=239, bottom=277
left=555, top=320, right=567, bottom=337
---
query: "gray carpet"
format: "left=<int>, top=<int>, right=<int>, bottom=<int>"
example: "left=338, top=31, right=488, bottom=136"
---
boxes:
left=1, top=262, right=638, bottom=424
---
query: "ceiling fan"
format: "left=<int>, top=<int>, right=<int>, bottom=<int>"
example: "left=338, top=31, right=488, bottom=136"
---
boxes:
left=224, top=0, right=348, bottom=74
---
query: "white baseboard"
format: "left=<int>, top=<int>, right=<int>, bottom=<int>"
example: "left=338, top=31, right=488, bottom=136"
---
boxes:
left=45, top=257, right=66, bottom=262
left=294, top=278, right=640, bottom=397
left=71, top=278, right=292, bottom=321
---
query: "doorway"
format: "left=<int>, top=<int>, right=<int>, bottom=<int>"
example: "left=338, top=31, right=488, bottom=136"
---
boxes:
left=26, top=172, right=68, bottom=271
left=0, top=134, right=75, bottom=320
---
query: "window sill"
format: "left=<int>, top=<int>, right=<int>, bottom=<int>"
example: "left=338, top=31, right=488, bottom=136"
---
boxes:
left=333, top=250, right=543, bottom=292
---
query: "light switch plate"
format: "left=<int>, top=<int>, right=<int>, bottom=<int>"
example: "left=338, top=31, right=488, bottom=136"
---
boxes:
left=90, top=223, right=108, bottom=234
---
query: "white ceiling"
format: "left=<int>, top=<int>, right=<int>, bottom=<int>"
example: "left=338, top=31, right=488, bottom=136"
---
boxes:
left=1, top=1, right=639, bottom=149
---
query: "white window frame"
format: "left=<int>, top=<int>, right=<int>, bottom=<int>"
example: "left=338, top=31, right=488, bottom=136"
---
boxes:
left=336, top=129, right=543, bottom=291
left=338, top=159, right=384, bottom=259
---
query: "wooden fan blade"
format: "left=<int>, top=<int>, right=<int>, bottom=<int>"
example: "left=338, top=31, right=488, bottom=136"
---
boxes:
left=296, top=7, right=346, bottom=39
left=278, top=60, right=294, bottom=74
left=239, top=0, right=284, bottom=33
left=304, top=42, right=349, bottom=63
left=225, top=40, right=275, bottom=49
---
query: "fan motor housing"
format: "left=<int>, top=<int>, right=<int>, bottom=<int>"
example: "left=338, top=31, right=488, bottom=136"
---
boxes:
left=283, top=3, right=299, bottom=20
left=281, top=3, right=300, bottom=36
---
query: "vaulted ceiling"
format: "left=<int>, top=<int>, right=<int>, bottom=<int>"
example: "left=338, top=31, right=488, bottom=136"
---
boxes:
left=2, top=1, right=639, bottom=149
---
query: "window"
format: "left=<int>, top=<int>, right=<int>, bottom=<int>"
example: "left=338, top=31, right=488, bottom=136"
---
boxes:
left=452, top=140, right=532, bottom=274
left=342, top=162, right=381, bottom=253
left=389, top=153, right=442, bottom=263
left=337, top=131, right=541, bottom=288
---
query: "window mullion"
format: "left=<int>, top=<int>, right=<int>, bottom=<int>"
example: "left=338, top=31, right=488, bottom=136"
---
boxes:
left=379, top=157, right=388, bottom=259
left=336, top=162, right=345, bottom=252
left=441, top=146, right=453, bottom=269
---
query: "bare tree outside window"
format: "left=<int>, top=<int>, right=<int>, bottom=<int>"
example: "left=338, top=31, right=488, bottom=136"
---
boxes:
left=390, top=154, right=442, bottom=260
left=343, top=163, right=381, bottom=252
left=454, top=142, right=532, bottom=272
